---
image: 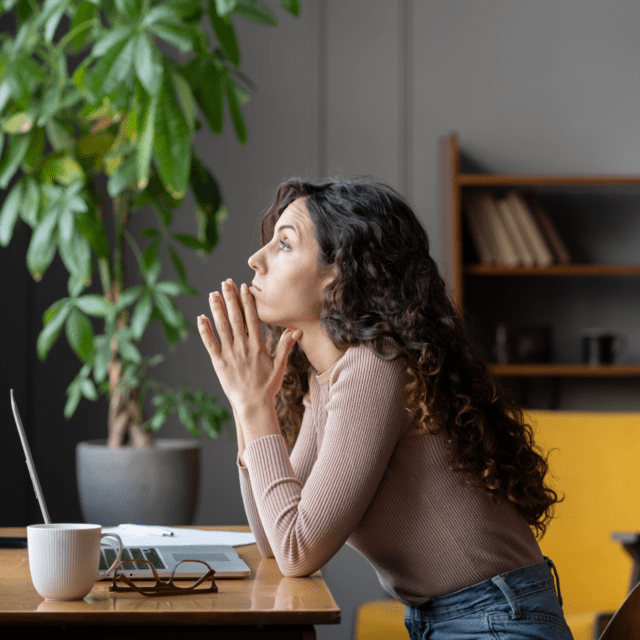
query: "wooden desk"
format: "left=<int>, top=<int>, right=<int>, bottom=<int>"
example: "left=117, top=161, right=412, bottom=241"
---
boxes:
left=0, top=526, right=340, bottom=639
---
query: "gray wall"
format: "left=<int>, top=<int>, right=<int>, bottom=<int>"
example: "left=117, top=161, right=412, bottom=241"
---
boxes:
left=4, top=2, right=640, bottom=639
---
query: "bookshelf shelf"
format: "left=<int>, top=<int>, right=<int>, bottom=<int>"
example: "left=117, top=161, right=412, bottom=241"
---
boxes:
left=439, top=132, right=640, bottom=392
left=465, top=264, right=640, bottom=276
left=458, top=174, right=640, bottom=187
left=490, top=364, right=640, bottom=377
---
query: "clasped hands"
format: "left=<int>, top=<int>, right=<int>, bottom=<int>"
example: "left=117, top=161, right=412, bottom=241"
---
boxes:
left=197, top=278, right=302, bottom=413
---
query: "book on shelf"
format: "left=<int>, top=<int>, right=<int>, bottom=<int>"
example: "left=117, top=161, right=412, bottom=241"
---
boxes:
left=495, top=198, right=535, bottom=267
left=503, top=191, right=555, bottom=267
left=463, top=192, right=497, bottom=264
left=463, top=190, right=572, bottom=268
left=521, top=192, right=572, bottom=264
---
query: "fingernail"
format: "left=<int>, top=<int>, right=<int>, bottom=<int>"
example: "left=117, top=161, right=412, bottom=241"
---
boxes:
left=241, top=283, right=248, bottom=294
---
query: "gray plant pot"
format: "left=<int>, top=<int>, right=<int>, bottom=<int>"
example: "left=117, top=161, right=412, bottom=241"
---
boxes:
left=76, top=439, right=200, bottom=526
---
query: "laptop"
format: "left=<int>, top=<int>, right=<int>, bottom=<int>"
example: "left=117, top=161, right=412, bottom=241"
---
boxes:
left=11, top=389, right=251, bottom=580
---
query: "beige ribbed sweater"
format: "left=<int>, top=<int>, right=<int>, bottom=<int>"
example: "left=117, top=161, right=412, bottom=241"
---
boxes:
left=238, top=341, right=543, bottom=606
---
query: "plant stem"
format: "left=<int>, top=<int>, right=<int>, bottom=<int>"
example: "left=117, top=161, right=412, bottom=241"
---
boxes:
left=107, top=194, right=151, bottom=448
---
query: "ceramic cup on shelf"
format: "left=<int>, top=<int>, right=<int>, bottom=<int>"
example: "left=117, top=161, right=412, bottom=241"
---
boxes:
left=580, top=329, right=627, bottom=366
left=27, top=523, right=122, bottom=601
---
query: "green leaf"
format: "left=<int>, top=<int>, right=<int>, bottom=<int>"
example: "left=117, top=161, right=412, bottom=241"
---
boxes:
left=57, top=203, right=92, bottom=283
left=214, top=0, right=238, bottom=17
left=43, top=297, right=69, bottom=326
left=115, top=285, right=144, bottom=312
left=155, top=280, right=198, bottom=297
left=181, top=58, right=223, bottom=135
left=136, top=90, right=158, bottom=189
left=134, top=32, right=163, bottom=96
left=190, top=154, right=222, bottom=250
left=93, top=335, right=111, bottom=383
left=171, top=69, right=196, bottom=133
left=75, top=208, right=110, bottom=259
left=235, top=0, right=279, bottom=26
left=130, top=292, right=153, bottom=339
left=153, top=74, right=191, bottom=198
left=150, top=409, right=170, bottom=432
left=80, top=377, right=98, bottom=400
left=37, top=299, right=72, bottom=361
left=0, top=133, right=31, bottom=188
left=75, top=295, right=114, bottom=317
left=116, top=336, right=142, bottom=363
left=224, top=76, right=247, bottom=144
left=208, top=0, right=240, bottom=66
left=64, top=384, right=82, bottom=419
left=178, top=401, right=200, bottom=437
left=67, top=276, right=88, bottom=302
left=20, top=176, right=41, bottom=227
left=169, top=245, right=187, bottom=283
left=45, top=119, right=75, bottom=151
left=147, top=23, right=194, bottom=53
left=0, top=179, right=23, bottom=246
left=42, top=154, right=85, bottom=186
left=153, top=291, right=183, bottom=327
left=2, top=111, right=33, bottom=133
left=107, top=153, right=137, bottom=197
left=65, top=307, right=95, bottom=363
left=70, top=1, right=97, bottom=50
left=141, top=4, right=183, bottom=26
left=22, top=126, right=45, bottom=172
left=91, top=25, right=134, bottom=58
left=44, top=1, right=66, bottom=43
left=27, top=206, right=59, bottom=280
left=201, top=412, right=220, bottom=439
left=172, top=232, right=208, bottom=251
left=277, top=0, right=300, bottom=16
left=90, top=34, right=136, bottom=98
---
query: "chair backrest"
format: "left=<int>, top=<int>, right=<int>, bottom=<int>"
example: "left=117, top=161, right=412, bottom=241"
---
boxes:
left=527, top=410, right=640, bottom=616
left=600, top=579, right=640, bottom=640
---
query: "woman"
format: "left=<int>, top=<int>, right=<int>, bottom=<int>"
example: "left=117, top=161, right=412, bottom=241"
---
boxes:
left=197, top=177, right=574, bottom=639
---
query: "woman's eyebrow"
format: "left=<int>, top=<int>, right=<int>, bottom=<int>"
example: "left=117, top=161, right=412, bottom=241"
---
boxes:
left=274, top=224, right=298, bottom=235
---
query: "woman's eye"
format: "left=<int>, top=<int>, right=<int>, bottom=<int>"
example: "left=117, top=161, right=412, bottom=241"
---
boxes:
left=279, top=239, right=291, bottom=251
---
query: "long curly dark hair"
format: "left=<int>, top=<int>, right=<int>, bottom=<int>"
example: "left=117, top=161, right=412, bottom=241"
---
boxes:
left=258, top=177, right=560, bottom=538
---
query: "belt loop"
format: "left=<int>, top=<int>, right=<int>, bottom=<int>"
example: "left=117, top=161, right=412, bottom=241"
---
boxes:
left=546, top=557, right=564, bottom=607
left=491, top=575, right=522, bottom=619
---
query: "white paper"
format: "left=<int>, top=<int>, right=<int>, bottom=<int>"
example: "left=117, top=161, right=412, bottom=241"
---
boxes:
left=102, top=525, right=256, bottom=548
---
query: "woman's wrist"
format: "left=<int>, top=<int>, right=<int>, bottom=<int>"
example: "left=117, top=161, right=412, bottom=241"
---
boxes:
left=236, top=397, right=281, bottom=450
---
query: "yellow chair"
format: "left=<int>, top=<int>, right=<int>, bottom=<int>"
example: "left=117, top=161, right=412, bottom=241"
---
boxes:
left=354, top=410, right=640, bottom=640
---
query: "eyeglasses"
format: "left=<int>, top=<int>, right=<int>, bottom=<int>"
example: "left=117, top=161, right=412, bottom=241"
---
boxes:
left=108, top=558, right=218, bottom=596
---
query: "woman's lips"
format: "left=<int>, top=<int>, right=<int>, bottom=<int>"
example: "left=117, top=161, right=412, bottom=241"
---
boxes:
left=250, top=283, right=261, bottom=293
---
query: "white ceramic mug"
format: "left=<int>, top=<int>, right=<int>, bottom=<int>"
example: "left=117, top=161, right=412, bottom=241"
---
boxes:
left=27, top=523, right=123, bottom=601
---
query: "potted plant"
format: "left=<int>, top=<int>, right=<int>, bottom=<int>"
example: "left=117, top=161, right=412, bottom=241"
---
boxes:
left=0, top=0, right=300, bottom=525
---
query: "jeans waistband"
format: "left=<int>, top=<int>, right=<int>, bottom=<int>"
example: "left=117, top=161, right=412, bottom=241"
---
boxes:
left=416, top=557, right=563, bottom=616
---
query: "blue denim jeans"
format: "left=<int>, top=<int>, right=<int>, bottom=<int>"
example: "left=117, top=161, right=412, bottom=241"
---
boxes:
left=404, top=557, right=574, bottom=639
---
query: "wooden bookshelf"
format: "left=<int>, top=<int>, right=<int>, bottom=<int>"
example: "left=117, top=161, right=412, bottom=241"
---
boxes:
left=490, top=364, right=640, bottom=377
left=440, top=132, right=640, bottom=381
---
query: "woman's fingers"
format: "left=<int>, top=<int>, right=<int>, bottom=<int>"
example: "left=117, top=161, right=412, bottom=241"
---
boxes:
left=240, top=282, right=263, bottom=344
left=197, top=315, right=220, bottom=359
left=209, top=290, right=233, bottom=345
left=225, top=279, right=248, bottom=333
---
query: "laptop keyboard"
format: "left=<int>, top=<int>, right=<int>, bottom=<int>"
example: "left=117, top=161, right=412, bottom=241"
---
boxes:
left=99, top=547, right=165, bottom=572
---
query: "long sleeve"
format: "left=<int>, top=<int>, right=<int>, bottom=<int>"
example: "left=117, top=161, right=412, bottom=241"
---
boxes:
left=242, top=346, right=411, bottom=577
left=237, top=384, right=318, bottom=558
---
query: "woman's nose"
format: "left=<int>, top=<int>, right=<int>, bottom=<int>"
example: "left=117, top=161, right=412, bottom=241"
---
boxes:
left=248, top=247, right=262, bottom=272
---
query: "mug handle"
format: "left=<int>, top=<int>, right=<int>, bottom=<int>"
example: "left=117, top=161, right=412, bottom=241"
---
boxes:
left=100, top=533, right=123, bottom=577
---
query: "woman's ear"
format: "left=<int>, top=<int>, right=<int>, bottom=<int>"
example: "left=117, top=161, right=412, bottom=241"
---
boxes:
left=322, top=263, right=339, bottom=288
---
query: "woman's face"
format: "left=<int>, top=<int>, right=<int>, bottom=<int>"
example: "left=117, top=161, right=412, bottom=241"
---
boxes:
left=247, top=198, right=336, bottom=330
